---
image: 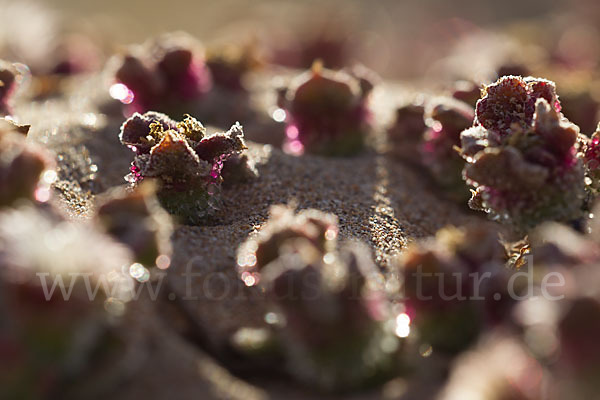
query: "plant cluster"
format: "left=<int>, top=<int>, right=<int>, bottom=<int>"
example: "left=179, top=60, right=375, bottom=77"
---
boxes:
left=113, top=33, right=212, bottom=116
left=460, top=76, right=586, bottom=232
left=236, top=205, right=400, bottom=391
left=277, top=62, right=374, bottom=156
left=119, top=111, right=251, bottom=224
left=0, top=118, right=55, bottom=207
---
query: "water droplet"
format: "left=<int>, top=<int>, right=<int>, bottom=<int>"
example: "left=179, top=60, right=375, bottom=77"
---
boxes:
left=42, top=170, right=57, bottom=184
left=129, top=263, right=146, bottom=280
left=323, top=252, right=335, bottom=264
left=241, top=272, right=258, bottom=287
left=138, top=269, right=151, bottom=283
left=264, top=312, right=279, bottom=324
left=272, top=108, right=287, bottom=122
left=34, top=187, right=51, bottom=203
left=156, top=254, right=171, bottom=270
left=109, top=83, right=135, bottom=104
left=82, top=113, right=98, bottom=127
left=285, top=125, right=299, bottom=139
left=324, top=228, right=337, bottom=241
left=395, top=313, right=411, bottom=338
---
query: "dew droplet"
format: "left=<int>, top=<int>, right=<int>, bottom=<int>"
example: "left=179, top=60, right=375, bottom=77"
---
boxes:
left=272, top=108, right=286, bottom=122
left=395, top=313, right=411, bottom=338
left=129, top=263, right=146, bottom=280
left=156, top=254, right=171, bottom=270
left=110, top=83, right=135, bottom=104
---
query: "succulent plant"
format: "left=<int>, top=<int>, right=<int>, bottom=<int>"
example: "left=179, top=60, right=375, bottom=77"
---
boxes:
left=236, top=205, right=338, bottom=285
left=206, top=44, right=261, bottom=92
left=112, top=33, right=211, bottom=116
left=421, top=97, right=474, bottom=199
left=397, top=224, right=509, bottom=354
left=437, top=209, right=600, bottom=399
left=0, top=118, right=56, bottom=208
left=387, top=102, right=426, bottom=164
left=271, top=26, right=352, bottom=70
left=461, top=76, right=586, bottom=232
left=119, top=111, right=250, bottom=224
left=0, top=205, right=136, bottom=398
left=278, top=62, right=374, bottom=156
left=0, top=61, right=17, bottom=116
left=474, top=76, right=561, bottom=137
left=237, top=206, right=400, bottom=391
left=95, top=183, right=172, bottom=268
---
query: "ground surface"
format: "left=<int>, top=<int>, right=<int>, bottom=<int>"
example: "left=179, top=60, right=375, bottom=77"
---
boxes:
left=20, top=73, right=485, bottom=399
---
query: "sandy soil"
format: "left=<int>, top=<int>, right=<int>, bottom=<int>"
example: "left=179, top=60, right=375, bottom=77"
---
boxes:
left=19, top=71, right=486, bottom=399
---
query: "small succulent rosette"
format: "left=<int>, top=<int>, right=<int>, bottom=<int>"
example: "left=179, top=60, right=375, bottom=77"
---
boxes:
left=421, top=97, right=474, bottom=199
left=0, top=61, right=18, bottom=116
left=278, top=62, right=374, bottom=156
left=119, top=111, right=251, bottom=224
left=397, top=224, right=509, bottom=354
left=0, top=118, right=56, bottom=208
left=196, top=42, right=267, bottom=127
left=236, top=205, right=339, bottom=288
left=460, top=76, right=586, bottom=232
left=271, top=27, right=352, bottom=70
left=111, top=33, right=212, bottom=116
left=94, top=183, right=173, bottom=269
left=473, top=76, right=562, bottom=137
left=236, top=206, right=400, bottom=391
left=387, top=102, right=426, bottom=164
left=0, top=205, right=137, bottom=398
left=205, top=43, right=261, bottom=93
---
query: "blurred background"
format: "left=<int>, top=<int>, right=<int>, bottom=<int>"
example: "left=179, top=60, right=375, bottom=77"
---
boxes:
left=5, top=0, right=598, bottom=80
left=5, top=2, right=600, bottom=399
